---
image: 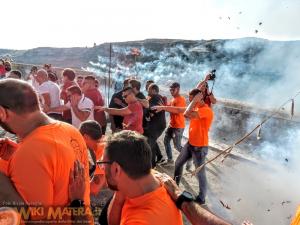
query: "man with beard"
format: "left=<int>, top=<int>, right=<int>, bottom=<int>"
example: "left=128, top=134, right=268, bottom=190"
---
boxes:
left=98, top=130, right=183, bottom=225
left=0, top=79, right=91, bottom=223
left=96, top=87, right=143, bottom=134
left=152, top=82, right=186, bottom=164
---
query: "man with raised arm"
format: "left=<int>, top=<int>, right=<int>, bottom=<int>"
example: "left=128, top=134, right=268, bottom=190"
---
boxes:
left=152, top=82, right=186, bottom=164
left=174, top=89, right=213, bottom=205
left=47, top=85, right=94, bottom=128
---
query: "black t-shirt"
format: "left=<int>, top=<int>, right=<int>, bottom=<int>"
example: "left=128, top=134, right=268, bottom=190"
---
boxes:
left=145, top=94, right=166, bottom=133
left=109, top=90, right=127, bottom=109
left=109, top=90, right=127, bottom=129
left=136, top=92, right=146, bottom=100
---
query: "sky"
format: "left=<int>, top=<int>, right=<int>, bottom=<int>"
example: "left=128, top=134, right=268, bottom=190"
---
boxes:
left=1, top=0, right=300, bottom=49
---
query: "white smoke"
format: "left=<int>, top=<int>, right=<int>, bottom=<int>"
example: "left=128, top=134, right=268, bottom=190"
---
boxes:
left=89, top=39, right=300, bottom=224
left=213, top=128, right=300, bottom=225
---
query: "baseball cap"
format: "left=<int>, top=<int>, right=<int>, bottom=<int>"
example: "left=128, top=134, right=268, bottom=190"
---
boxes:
left=170, top=82, right=180, bottom=89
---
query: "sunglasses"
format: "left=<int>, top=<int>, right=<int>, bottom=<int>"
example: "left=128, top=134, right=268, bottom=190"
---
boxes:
left=96, top=160, right=113, bottom=169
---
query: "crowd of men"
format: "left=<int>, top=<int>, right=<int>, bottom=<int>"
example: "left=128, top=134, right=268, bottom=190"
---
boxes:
left=0, top=63, right=297, bottom=225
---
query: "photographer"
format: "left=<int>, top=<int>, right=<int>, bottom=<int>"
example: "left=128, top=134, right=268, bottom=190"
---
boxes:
left=196, top=71, right=217, bottom=107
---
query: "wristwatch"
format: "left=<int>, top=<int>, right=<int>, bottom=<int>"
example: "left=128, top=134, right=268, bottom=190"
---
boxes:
left=175, top=191, right=194, bottom=209
left=70, top=199, right=85, bottom=208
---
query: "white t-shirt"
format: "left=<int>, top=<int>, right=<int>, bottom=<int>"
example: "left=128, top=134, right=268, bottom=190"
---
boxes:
left=38, top=80, right=61, bottom=114
left=66, top=95, right=94, bottom=128
left=29, top=74, right=40, bottom=91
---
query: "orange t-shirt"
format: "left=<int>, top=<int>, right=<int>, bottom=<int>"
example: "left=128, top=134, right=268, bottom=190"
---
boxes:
left=8, top=122, right=90, bottom=208
left=0, top=158, right=8, bottom=175
left=120, top=185, right=183, bottom=225
left=94, top=140, right=105, bottom=175
left=189, top=103, right=213, bottom=147
left=169, top=95, right=186, bottom=129
left=291, top=205, right=300, bottom=225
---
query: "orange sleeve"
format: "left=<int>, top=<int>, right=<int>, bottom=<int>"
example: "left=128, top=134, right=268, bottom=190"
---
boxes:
left=0, top=158, right=8, bottom=175
left=8, top=140, right=55, bottom=206
left=177, top=97, right=186, bottom=107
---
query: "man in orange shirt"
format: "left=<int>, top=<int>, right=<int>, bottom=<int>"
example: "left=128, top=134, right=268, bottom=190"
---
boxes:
left=79, top=120, right=106, bottom=195
left=98, top=130, right=183, bottom=225
left=0, top=79, right=91, bottom=223
left=174, top=88, right=213, bottom=205
left=152, top=82, right=186, bottom=164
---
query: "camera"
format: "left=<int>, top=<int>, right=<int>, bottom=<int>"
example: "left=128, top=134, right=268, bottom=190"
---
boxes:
left=208, top=69, right=216, bottom=80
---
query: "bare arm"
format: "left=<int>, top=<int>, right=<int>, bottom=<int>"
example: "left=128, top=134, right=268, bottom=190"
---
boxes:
left=155, top=172, right=232, bottom=225
left=182, top=202, right=231, bottom=225
left=48, top=105, right=69, bottom=113
left=137, top=98, right=149, bottom=108
left=108, top=192, right=126, bottom=225
left=152, top=105, right=186, bottom=114
left=41, top=93, right=51, bottom=108
left=208, top=93, right=217, bottom=104
left=96, top=106, right=132, bottom=117
left=196, top=74, right=210, bottom=90
left=184, top=94, right=202, bottom=119
left=0, top=172, right=26, bottom=210
left=69, top=160, right=94, bottom=225
left=72, top=105, right=91, bottom=122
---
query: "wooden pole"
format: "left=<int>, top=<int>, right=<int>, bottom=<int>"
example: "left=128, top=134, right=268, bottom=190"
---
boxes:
left=108, top=43, right=112, bottom=106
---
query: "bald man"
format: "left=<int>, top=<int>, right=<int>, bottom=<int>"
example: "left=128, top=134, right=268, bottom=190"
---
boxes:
left=35, top=69, right=62, bottom=120
left=0, top=79, right=91, bottom=223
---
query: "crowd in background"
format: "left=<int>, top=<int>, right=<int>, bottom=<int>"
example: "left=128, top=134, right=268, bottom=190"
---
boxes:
left=0, top=61, right=298, bottom=225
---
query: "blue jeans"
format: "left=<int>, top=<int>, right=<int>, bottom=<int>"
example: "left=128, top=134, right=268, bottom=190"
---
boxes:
left=164, top=127, right=184, bottom=160
left=174, top=142, right=208, bottom=203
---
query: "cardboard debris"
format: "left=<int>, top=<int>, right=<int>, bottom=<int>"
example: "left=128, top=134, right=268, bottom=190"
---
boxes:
left=281, top=201, right=291, bottom=206
left=220, top=200, right=231, bottom=210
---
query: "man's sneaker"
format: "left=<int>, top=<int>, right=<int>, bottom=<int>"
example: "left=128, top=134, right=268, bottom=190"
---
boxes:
left=156, top=158, right=166, bottom=164
left=167, top=159, right=174, bottom=164
left=161, top=159, right=174, bottom=166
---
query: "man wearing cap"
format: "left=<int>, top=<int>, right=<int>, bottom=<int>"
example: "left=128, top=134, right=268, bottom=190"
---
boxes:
left=152, top=82, right=186, bottom=164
